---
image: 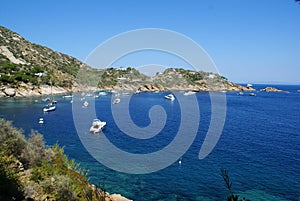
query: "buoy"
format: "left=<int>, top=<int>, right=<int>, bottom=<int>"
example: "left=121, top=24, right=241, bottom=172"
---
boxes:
left=178, top=159, right=182, bottom=165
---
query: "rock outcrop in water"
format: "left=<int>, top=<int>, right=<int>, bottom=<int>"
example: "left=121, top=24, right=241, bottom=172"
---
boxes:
left=260, top=87, right=284, bottom=92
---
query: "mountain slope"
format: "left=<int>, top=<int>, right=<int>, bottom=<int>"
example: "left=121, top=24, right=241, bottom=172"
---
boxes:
left=0, top=26, right=88, bottom=89
left=0, top=26, right=253, bottom=97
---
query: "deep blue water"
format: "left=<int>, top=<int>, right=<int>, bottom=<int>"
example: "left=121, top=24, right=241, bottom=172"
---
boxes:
left=0, top=84, right=299, bottom=201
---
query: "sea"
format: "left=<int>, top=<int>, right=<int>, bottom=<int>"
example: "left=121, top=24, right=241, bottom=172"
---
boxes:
left=0, top=84, right=299, bottom=201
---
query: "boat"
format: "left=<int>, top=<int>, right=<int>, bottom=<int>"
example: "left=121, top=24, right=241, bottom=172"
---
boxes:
left=249, top=93, right=256, bottom=96
left=164, top=94, right=175, bottom=101
left=63, top=95, right=73, bottom=98
left=90, top=119, right=106, bottom=133
left=38, top=118, right=44, bottom=124
left=247, top=83, right=253, bottom=87
left=99, top=91, right=108, bottom=96
left=43, top=104, right=56, bottom=112
left=183, top=91, right=196, bottom=96
left=113, top=98, right=121, bottom=104
left=83, top=101, right=89, bottom=107
left=43, top=79, right=57, bottom=112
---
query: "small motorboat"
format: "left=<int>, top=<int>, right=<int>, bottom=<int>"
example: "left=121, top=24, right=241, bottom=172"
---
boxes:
left=164, top=94, right=175, bottom=101
left=43, top=104, right=56, bottom=112
left=63, top=95, right=73, bottom=98
left=183, top=91, right=196, bottom=96
left=90, top=119, right=106, bottom=134
left=98, top=91, right=108, bottom=96
left=249, top=93, right=256, bottom=96
left=113, top=98, right=121, bottom=104
left=83, top=101, right=89, bottom=107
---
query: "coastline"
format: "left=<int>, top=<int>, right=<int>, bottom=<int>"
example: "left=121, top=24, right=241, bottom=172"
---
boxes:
left=0, top=82, right=256, bottom=98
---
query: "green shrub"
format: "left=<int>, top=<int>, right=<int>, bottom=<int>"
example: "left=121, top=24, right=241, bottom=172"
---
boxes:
left=0, top=153, right=24, bottom=201
left=0, top=119, right=26, bottom=157
left=21, top=130, right=53, bottom=169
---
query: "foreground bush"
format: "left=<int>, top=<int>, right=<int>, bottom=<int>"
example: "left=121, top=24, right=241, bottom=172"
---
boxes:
left=0, top=118, right=106, bottom=201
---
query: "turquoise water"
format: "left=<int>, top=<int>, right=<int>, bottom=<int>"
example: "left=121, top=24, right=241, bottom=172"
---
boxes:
left=0, top=84, right=299, bottom=201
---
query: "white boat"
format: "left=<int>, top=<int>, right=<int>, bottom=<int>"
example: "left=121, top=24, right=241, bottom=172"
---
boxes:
left=38, top=118, right=44, bottom=124
left=164, top=94, right=175, bottom=101
left=83, top=101, right=89, bottom=107
left=113, top=98, right=121, bottom=104
left=43, top=80, right=57, bottom=112
left=249, top=93, right=256, bottom=96
left=98, top=91, right=108, bottom=96
left=63, top=95, right=73, bottom=98
left=247, top=83, right=253, bottom=87
left=90, top=119, right=106, bottom=133
left=43, top=104, right=56, bottom=112
left=183, top=91, right=196, bottom=96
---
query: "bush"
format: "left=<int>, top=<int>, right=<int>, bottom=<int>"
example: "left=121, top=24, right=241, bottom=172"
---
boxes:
left=0, top=154, right=24, bottom=201
left=0, top=119, right=26, bottom=157
left=21, top=130, right=53, bottom=169
left=0, top=119, right=104, bottom=201
left=41, top=175, right=77, bottom=201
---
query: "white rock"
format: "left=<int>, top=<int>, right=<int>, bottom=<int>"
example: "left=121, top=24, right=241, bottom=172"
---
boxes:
left=0, top=91, right=6, bottom=97
left=0, top=46, right=27, bottom=65
left=3, top=88, right=16, bottom=97
left=110, top=194, right=133, bottom=201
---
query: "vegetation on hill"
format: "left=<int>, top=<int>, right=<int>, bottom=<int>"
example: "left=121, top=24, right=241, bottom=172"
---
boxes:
left=0, top=26, right=87, bottom=88
left=97, top=67, right=148, bottom=88
left=0, top=25, right=252, bottom=96
left=153, top=68, right=228, bottom=89
left=0, top=119, right=106, bottom=201
left=0, top=60, right=50, bottom=87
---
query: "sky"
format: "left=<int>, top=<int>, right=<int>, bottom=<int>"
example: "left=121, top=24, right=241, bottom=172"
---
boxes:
left=0, top=0, right=300, bottom=84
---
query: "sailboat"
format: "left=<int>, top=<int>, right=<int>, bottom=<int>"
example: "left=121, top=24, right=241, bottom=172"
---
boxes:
left=43, top=79, right=56, bottom=112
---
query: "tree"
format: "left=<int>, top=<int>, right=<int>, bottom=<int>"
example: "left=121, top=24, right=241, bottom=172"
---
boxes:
left=220, top=168, right=250, bottom=201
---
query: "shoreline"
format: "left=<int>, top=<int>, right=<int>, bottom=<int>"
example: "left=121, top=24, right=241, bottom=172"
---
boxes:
left=0, top=85, right=255, bottom=98
left=0, top=84, right=292, bottom=98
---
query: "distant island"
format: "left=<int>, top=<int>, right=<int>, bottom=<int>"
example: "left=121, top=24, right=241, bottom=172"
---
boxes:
left=0, top=25, right=257, bottom=98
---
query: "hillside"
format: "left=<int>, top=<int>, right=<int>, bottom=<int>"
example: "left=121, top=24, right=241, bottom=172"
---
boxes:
left=0, top=26, right=90, bottom=85
left=0, top=26, right=96, bottom=97
left=0, top=25, right=253, bottom=97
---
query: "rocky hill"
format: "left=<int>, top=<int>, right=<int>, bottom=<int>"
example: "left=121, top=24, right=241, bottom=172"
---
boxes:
left=0, top=25, right=253, bottom=97
left=104, top=67, right=254, bottom=92
left=0, top=26, right=94, bottom=97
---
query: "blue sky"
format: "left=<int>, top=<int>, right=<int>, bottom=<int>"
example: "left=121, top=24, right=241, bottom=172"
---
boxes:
left=1, top=0, right=300, bottom=83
